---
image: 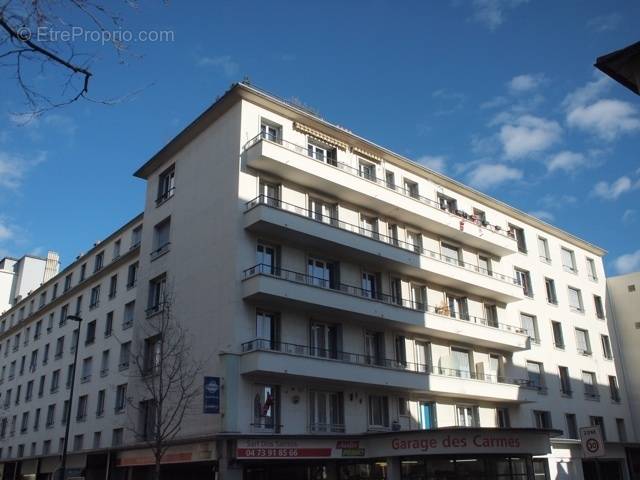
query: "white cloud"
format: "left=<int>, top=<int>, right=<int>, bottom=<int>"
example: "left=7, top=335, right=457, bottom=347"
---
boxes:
left=0, top=221, right=13, bottom=241
left=528, top=210, right=555, bottom=222
left=197, top=55, right=239, bottom=77
left=539, top=193, right=577, bottom=209
left=466, top=163, right=523, bottom=189
left=417, top=155, right=446, bottom=173
left=592, top=176, right=640, bottom=200
left=587, top=12, right=622, bottom=32
left=499, top=115, right=562, bottom=159
left=470, top=0, right=529, bottom=30
left=0, top=150, right=46, bottom=190
left=508, top=74, right=545, bottom=94
left=562, top=76, right=610, bottom=111
left=480, top=96, right=508, bottom=109
left=546, top=150, right=588, bottom=173
left=612, top=249, right=640, bottom=275
left=622, top=209, right=636, bottom=224
left=567, top=99, right=640, bottom=141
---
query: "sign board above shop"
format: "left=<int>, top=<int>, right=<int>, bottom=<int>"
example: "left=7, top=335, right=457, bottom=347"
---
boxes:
left=236, top=429, right=554, bottom=460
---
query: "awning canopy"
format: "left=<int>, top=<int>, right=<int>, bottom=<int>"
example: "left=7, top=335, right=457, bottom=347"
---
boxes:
left=595, top=41, right=640, bottom=95
left=294, top=122, right=348, bottom=150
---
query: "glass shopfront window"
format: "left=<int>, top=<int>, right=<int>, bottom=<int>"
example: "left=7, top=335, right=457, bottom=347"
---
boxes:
left=400, top=455, right=543, bottom=480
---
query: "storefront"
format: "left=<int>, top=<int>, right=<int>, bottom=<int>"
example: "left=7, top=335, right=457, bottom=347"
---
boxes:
left=235, top=427, right=561, bottom=480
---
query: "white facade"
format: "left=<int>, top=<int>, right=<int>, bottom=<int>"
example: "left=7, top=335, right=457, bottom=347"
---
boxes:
left=0, top=83, right=636, bottom=480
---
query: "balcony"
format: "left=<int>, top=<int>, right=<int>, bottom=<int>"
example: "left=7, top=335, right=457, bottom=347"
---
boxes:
left=245, top=196, right=524, bottom=303
left=244, top=134, right=518, bottom=256
left=242, top=265, right=529, bottom=352
left=240, top=340, right=536, bottom=404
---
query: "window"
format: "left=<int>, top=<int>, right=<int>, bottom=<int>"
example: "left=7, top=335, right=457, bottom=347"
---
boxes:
left=50, top=369, right=60, bottom=393
left=561, top=247, right=577, bottom=273
left=71, top=328, right=79, bottom=353
left=450, top=347, right=472, bottom=378
left=594, top=295, right=605, bottom=319
left=43, top=343, right=49, bottom=365
left=100, top=350, right=110, bottom=376
left=115, top=384, right=127, bottom=412
left=520, top=313, right=539, bottom=343
left=139, top=400, right=157, bottom=440
left=79, top=263, right=87, bottom=282
left=420, top=402, right=436, bottom=430
left=629, top=284, right=636, bottom=292
left=259, top=180, right=280, bottom=207
left=119, top=342, right=131, bottom=370
left=309, top=391, right=344, bottom=433
left=364, top=331, right=384, bottom=366
left=94, top=251, right=104, bottom=273
left=609, top=376, right=620, bottom=402
left=385, top=170, right=395, bottom=189
left=105, top=312, right=113, bottom=337
left=113, top=239, right=121, bottom=259
left=147, top=274, right=167, bottom=314
left=35, top=319, right=42, bottom=339
left=575, top=328, right=591, bottom=355
left=131, top=225, right=142, bottom=249
left=81, top=357, right=92, bottom=383
left=252, top=384, right=279, bottom=431
left=358, top=159, right=376, bottom=181
left=526, top=361, right=544, bottom=389
left=157, top=164, right=176, bottom=203
left=33, top=408, right=40, bottom=431
left=551, top=321, right=564, bottom=348
left=361, top=271, right=379, bottom=299
left=26, top=380, right=34, bottom=401
left=47, top=313, right=54, bottom=332
left=441, top=243, right=462, bottom=266
left=485, top=304, right=498, bottom=327
left=438, top=193, right=457, bottom=213
left=96, top=389, right=106, bottom=416
left=151, top=218, right=171, bottom=258
left=601, top=334, right=613, bottom=359
left=46, top=404, right=56, bottom=427
left=360, top=215, right=379, bottom=240
left=20, top=412, right=29, bottom=433
left=77, top=395, right=88, bottom=421
left=368, top=395, right=390, bottom=429
left=75, top=295, right=83, bottom=316
left=64, top=273, right=72, bottom=292
left=307, top=139, right=337, bottom=166
left=456, top=406, right=478, bottom=427
left=89, top=285, right=100, bottom=309
left=144, top=336, right=162, bottom=375
left=559, top=366, right=571, bottom=395
left=123, top=301, right=135, bottom=329
left=308, top=197, right=337, bottom=225
left=582, top=371, right=598, bottom=399
left=533, top=459, right=550, bottom=480
left=544, top=278, right=557, bottom=304
left=478, top=255, right=492, bottom=276
left=307, top=257, right=337, bottom=289
left=112, top=428, right=123, bottom=446
left=496, top=408, right=511, bottom=428
left=403, top=179, right=419, bottom=199
left=406, top=230, right=422, bottom=253
left=590, top=416, right=606, bottom=441
left=395, top=335, right=407, bottom=367
left=256, top=310, right=279, bottom=350
left=38, top=375, right=45, bottom=397
left=66, top=363, right=74, bottom=389
left=617, top=418, right=627, bottom=442
left=447, top=294, right=469, bottom=320
left=260, top=121, right=281, bottom=142
left=256, top=242, right=278, bottom=274
left=568, top=287, right=584, bottom=312
left=127, top=262, right=139, bottom=288
left=586, top=258, right=597, bottom=281
left=29, top=349, right=38, bottom=372
left=108, top=275, right=117, bottom=299
left=93, top=432, right=102, bottom=449
left=510, top=225, right=527, bottom=253
left=52, top=283, right=58, bottom=299
left=73, top=434, right=83, bottom=451
left=515, top=268, right=533, bottom=297
left=533, top=410, right=552, bottom=429
left=537, top=237, right=551, bottom=262
left=39, top=291, right=47, bottom=309
left=398, top=398, right=408, bottom=416
left=309, top=322, right=338, bottom=359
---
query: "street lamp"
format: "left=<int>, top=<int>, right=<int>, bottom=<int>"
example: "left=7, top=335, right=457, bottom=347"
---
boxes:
left=58, top=315, right=83, bottom=480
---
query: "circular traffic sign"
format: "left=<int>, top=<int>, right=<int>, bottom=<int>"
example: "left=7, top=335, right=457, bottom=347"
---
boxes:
left=586, top=438, right=599, bottom=453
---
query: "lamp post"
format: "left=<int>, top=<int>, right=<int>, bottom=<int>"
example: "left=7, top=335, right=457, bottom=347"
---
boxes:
left=58, top=315, right=83, bottom=480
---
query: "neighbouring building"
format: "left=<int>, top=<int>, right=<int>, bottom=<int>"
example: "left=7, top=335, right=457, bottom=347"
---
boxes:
left=0, top=82, right=637, bottom=480
left=608, top=271, right=640, bottom=478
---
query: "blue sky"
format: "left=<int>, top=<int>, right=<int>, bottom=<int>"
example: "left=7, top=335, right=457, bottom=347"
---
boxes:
left=0, top=0, right=638, bottom=275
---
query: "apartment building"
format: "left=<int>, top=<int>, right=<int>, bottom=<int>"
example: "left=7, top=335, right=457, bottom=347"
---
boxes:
left=0, top=82, right=636, bottom=480
left=0, top=252, right=60, bottom=314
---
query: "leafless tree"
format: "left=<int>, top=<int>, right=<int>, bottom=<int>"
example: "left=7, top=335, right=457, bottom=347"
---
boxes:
left=0, top=0, right=153, bottom=117
left=125, top=290, right=204, bottom=480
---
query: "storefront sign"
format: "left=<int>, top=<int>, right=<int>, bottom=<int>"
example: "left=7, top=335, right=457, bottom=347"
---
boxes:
left=236, top=430, right=553, bottom=460
left=203, top=376, right=220, bottom=414
left=117, top=442, right=215, bottom=466
left=580, top=426, right=605, bottom=458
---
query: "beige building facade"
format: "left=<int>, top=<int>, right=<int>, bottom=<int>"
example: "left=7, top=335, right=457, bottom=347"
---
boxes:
left=0, top=83, right=637, bottom=480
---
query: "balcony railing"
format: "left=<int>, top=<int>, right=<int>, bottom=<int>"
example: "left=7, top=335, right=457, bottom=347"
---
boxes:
left=244, top=133, right=516, bottom=241
left=242, top=339, right=539, bottom=389
left=243, top=263, right=527, bottom=335
left=246, top=195, right=521, bottom=287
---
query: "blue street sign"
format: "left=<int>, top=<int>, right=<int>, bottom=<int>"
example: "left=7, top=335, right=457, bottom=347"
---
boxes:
left=203, top=376, right=220, bottom=414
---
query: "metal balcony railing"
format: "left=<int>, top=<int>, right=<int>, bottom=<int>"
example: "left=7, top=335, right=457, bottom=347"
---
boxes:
left=243, top=263, right=527, bottom=335
left=246, top=194, right=521, bottom=287
left=241, top=338, right=539, bottom=389
left=244, top=132, right=517, bottom=242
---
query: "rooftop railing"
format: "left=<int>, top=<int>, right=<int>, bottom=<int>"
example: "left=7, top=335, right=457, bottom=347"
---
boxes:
left=246, top=194, right=521, bottom=287
left=244, top=132, right=516, bottom=241
left=242, top=338, right=539, bottom=389
left=242, top=263, right=527, bottom=335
